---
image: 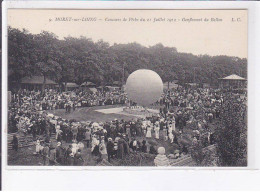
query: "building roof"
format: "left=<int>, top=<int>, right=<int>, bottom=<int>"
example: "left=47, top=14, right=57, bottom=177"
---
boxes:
left=163, top=82, right=179, bottom=90
left=113, top=81, right=121, bottom=86
left=21, top=76, right=57, bottom=85
left=63, top=82, right=79, bottom=87
left=81, top=81, right=96, bottom=87
left=220, top=74, right=246, bottom=80
left=186, top=83, right=199, bottom=86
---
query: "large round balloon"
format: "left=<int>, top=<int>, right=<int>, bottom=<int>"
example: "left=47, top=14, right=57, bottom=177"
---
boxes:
left=125, top=69, right=163, bottom=106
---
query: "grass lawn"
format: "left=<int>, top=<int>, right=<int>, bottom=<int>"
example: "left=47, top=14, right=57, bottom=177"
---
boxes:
left=48, top=105, right=138, bottom=122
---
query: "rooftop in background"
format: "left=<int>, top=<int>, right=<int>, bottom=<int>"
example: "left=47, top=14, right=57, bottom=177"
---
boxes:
left=63, top=82, right=79, bottom=87
left=21, top=76, right=57, bottom=84
left=81, top=81, right=96, bottom=87
left=220, top=74, right=246, bottom=80
left=163, top=82, right=180, bottom=90
left=113, top=81, right=121, bottom=86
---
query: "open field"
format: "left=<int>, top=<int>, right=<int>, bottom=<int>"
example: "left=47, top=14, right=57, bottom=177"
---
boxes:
left=48, top=105, right=138, bottom=122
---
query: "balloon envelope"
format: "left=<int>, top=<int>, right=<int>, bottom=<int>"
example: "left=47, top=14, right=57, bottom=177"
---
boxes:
left=125, top=69, right=163, bottom=106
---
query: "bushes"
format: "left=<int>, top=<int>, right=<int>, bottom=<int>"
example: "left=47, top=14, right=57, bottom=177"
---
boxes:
left=190, top=141, right=218, bottom=166
left=215, top=98, right=247, bottom=166
left=190, top=140, right=204, bottom=165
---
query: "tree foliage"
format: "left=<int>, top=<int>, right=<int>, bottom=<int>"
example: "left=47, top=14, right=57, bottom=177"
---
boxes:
left=8, top=27, right=247, bottom=87
left=190, top=143, right=218, bottom=167
left=215, top=97, right=247, bottom=166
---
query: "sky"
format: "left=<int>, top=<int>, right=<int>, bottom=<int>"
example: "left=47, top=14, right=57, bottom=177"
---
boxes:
left=8, top=9, right=247, bottom=58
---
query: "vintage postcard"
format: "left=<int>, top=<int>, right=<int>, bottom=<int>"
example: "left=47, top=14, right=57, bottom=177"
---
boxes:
left=5, top=8, right=248, bottom=168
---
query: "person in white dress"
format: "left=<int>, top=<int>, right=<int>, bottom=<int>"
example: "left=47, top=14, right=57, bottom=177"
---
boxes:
left=168, top=132, right=174, bottom=143
left=99, top=139, right=108, bottom=160
left=168, top=123, right=173, bottom=135
left=142, top=120, right=147, bottom=136
left=72, top=141, right=79, bottom=155
left=146, top=124, right=152, bottom=138
left=35, top=139, right=41, bottom=154
left=78, top=141, right=85, bottom=150
left=55, top=124, right=61, bottom=140
left=172, top=116, right=176, bottom=132
left=154, top=122, right=160, bottom=139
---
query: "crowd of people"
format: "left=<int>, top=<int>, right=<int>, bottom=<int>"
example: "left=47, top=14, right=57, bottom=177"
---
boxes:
left=8, top=86, right=247, bottom=166
left=8, top=89, right=126, bottom=133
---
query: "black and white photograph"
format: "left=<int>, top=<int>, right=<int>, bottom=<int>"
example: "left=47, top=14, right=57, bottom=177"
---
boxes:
left=6, top=9, right=248, bottom=167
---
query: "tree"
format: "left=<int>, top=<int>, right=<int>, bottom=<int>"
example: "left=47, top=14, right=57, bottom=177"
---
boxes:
left=33, top=31, right=62, bottom=91
left=35, top=60, right=61, bottom=91
left=215, top=97, right=247, bottom=166
left=8, top=27, right=36, bottom=85
left=8, top=27, right=248, bottom=90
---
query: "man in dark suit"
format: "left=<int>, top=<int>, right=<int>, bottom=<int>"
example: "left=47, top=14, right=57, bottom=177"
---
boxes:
left=107, top=138, right=114, bottom=162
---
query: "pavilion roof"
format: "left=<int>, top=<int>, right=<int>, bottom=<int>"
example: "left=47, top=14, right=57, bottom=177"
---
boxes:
left=220, top=74, right=246, bottom=81
left=63, top=82, right=79, bottom=87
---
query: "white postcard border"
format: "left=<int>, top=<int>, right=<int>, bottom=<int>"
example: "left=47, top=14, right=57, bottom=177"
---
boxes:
left=2, top=0, right=260, bottom=190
